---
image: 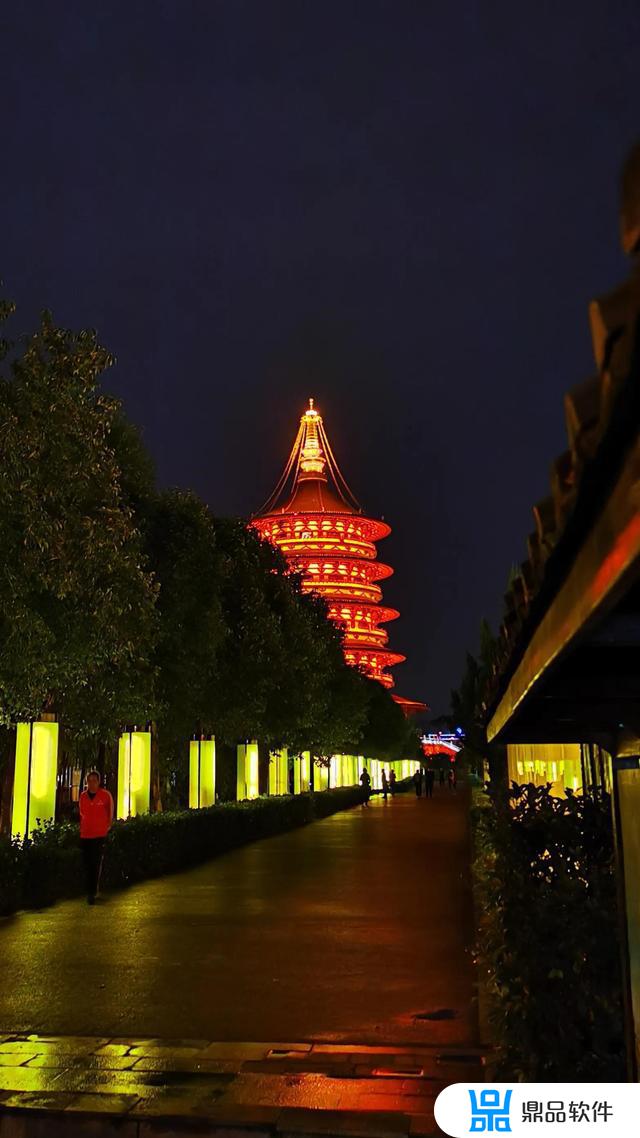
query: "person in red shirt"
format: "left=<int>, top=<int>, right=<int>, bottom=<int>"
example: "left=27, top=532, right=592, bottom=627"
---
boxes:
left=79, top=770, right=114, bottom=904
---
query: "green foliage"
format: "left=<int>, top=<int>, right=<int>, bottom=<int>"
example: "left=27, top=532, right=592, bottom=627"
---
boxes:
left=145, top=490, right=225, bottom=745
left=473, top=782, right=625, bottom=1080
left=0, top=295, right=416, bottom=792
left=450, top=619, right=503, bottom=777
left=358, top=677, right=417, bottom=761
left=0, top=306, right=158, bottom=741
left=0, top=786, right=365, bottom=915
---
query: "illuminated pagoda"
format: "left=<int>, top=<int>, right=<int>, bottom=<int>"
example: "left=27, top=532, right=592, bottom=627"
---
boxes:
left=252, top=399, right=425, bottom=711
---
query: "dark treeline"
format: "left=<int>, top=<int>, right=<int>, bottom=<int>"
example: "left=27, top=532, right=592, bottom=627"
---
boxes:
left=0, top=301, right=415, bottom=807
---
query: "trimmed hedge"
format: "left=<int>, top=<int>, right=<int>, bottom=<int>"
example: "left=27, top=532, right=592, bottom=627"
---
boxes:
left=472, top=782, right=625, bottom=1081
left=0, top=786, right=366, bottom=916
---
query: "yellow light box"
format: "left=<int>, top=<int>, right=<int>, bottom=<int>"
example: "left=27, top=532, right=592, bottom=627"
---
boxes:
left=237, top=740, right=260, bottom=800
left=12, top=721, right=59, bottom=839
left=315, top=760, right=329, bottom=791
left=269, top=748, right=288, bottom=795
left=189, top=738, right=216, bottom=808
left=117, top=730, right=151, bottom=819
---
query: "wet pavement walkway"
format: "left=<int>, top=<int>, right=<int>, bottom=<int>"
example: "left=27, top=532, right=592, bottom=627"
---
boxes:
left=0, top=787, right=482, bottom=1134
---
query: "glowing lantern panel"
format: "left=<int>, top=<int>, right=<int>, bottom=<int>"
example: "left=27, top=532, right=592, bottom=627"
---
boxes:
left=117, top=731, right=151, bottom=819
left=11, top=721, right=59, bottom=839
left=269, top=748, right=289, bottom=795
left=237, top=741, right=260, bottom=800
left=189, top=738, right=216, bottom=808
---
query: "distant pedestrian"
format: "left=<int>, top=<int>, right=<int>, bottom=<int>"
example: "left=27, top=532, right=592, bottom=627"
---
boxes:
left=360, top=768, right=371, bottom=807
left=79, top=771, right=114, bottom=905
left=413, top=768, right=423, bottom=798
left=448, top=765, right=457, bottom=792
left=425, top=768, right=435, bottom=798
left=389, top=771, right=397, bottom=796
left=438, top=766, right=446, bottom=788
left=381, top=770, right=390, bottom=801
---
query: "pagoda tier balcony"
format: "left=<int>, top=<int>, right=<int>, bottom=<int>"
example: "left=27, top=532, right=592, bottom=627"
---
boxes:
left=345, top=646, right=406, bottom=669
left=327, top=602, right=400, bottom=629
left=344, top=647, right=406, bottom=688
left=303, top=578, right=384, bottom=605
left=343, top=628, right=390, bottom=650
left=255, top=513, right=390, bottom=546
left=273, top=534, right=379, bottom=560
left=288, top=555, right=394, bottom=584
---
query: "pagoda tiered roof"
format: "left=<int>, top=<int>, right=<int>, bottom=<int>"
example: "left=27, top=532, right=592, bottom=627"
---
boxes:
left=252, top=399, right=425, bottom=709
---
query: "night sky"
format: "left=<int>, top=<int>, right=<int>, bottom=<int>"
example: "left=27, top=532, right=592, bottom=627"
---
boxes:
left=3, top=3, right=639, bottom=714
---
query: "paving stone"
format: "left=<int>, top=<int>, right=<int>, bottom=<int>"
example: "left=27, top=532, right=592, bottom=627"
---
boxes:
left=64, top=1092, right=142, bottom=1114
left=213, top=1071, right=350, bottom=1110
left=0, top=1043, right=66, bottom=1055
left=94, top=1045, right=134, bottom=1057
left=139, top=1127, right=271, bottom=1138
left=265, top=1046, right=312, bottom=1056
left=241, top=1059, right=355, bottom=1077
left=277, top=1107, right=410, bottom=1135
left=111, top=1039, right=211, bottom=1051
left=19, top=1036, right=111, bottom=1049
left=311, top=1045, right=416, bottom=1056
left=201, top=1043, right=312, bottom=1062
left=128, top=1047, right=208, bottom=1061
left=0, top=1107, right=136, bottom=1138
left=130, top=1088, right=234, bottom=1118
left=0, top=1069, right=68, bottom=1092
left=0, top=1055, right=39, bottom=1067
left=6, top=1042, right=109, bottom=1046
left=356, top=1095, right=434, bottom=1114
left=206, top=1104, right=281, bottom=1125
left=0, top=1091, right=76, bottom=1111
left=131, top=1057, right=237, bottom=1075
left=50, top=1067, right=225, bottom=1095
left=202, top=1044, right=272, bottom=1061
left=373, top=1057, right=437, bottom=1071
left=25, top=1055, right=137, bottom=1071
left=408, top=1115, right=439, bottom=1137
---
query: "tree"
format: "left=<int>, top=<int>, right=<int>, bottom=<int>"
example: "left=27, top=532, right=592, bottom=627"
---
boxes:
left=0, top=306, right=158, bottom=745
left=143, top=490, right=226, bottom=791
left=358, top=677, right=417, bottom=762
left=449, top=618, right=504, bottom=779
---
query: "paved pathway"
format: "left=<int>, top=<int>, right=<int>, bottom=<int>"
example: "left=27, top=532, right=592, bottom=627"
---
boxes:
left=0, top=787, right=481, bottom=1134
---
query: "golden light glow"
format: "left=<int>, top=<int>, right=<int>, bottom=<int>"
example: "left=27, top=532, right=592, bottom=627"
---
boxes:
left=269, top=748, right=289, bottom=795
left=117, top=731, right=151, bottom=819
left=189, top=737, right=216, bottom=808
left=237, top=740, right=260, bottom=800
left=507, top=742, right=582, bottom=798
left=11, top=721, right=59, bottom=839
left=315, top=760, right=329, bottom=791
left=300, top=750, right=311, bottom=792
left=329, top=755, right=340, bottom=788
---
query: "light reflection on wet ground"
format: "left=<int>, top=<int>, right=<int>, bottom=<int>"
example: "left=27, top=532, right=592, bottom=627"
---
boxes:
left=0, top=792, right=476, bottom=1050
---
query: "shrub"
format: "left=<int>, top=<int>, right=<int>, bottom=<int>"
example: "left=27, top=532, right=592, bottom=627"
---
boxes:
left=472, top=782, right=625, bottom=1081
left=0, top=786, right=365, bottom=916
